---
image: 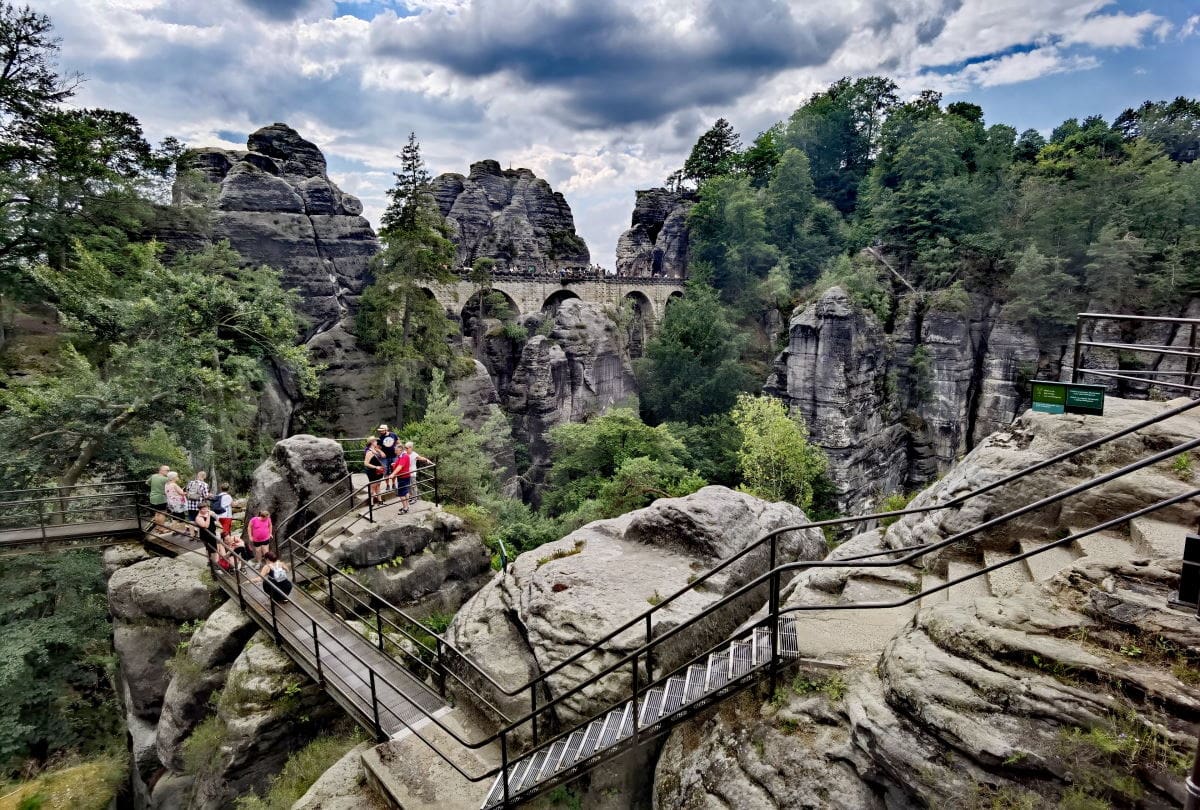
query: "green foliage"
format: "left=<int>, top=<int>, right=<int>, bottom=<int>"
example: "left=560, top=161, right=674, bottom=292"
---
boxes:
left=182, top=715, right=228, bottom=778
left=1001, top=245, right=1079, bottom=333
left=1172, top=451, right=1194, bottom=481
left=731, top=395, right=826, bottom=509
left=666, top=413, right=743, bottom=488
left=813, top=254, right=892, bottom=321
left=543, top=408, right=705, bottom=523
left=0, top=551, right=121, bottom=773
left=879, top=492, right=916, bottom=527
left=0, top=752, right=126, bottom=810
left=927, top=281, right=971, bottom=314
left=635, top=282, right=755, bottom=423
left=683, top=118, right=742, bottom=183
left=234, top=728, right=361, bottom=810
left=402, top=369, right=493, bottom=505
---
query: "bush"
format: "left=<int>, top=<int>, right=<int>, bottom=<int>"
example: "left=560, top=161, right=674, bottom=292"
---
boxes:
left=182, top=715, right=228, bottom=778
left=731, top=394, right=827, bottom=509
left=235, top=728, right=361, bottom=810
left=0, top=753, right=126, bottom=810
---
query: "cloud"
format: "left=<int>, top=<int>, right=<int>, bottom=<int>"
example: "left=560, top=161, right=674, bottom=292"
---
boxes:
left=1061, top=11, right=1168, bottom=48
left=1183, top=15, right=1200, bottom=39
left=236, top=0, right=328, bottom=20
left=963, top=46, right=1099, bottom=87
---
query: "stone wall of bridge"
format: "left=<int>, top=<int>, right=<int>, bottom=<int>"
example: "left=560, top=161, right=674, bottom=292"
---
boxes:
left=425, top=275, right=684, bottom=323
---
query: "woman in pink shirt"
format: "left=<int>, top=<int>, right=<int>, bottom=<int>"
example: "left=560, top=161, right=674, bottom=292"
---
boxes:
left=248, top=509, right=273, bottom=562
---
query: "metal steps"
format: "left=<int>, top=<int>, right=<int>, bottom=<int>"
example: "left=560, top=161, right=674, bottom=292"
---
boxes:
left=480, top=616, right=799, bottom=809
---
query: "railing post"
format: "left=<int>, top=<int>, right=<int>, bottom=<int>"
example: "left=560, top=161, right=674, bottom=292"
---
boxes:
left=768, top=569, right=781, bottom=691
left=312, top=618, right=324, bottom=685
left=1072, top=317, right=1084, bottom=384
left=37, top=497, right=47, bottom=546
left=326, top=564, right=336, bottom=610
left=270, top=592, right=280, bottom=641
left=1188, top=323, right=1199, bottom=392
left=433, top=463, right=439, bottom=505
left=530, top=684, right=538, bottom=746
left=375, top=605, right=384, bottom=652
left=631, top=651, right=640, bottom=742
left=368, top=487, right=374, bottom=523
left=500, top=733, right=511, bottom=808
left=235, top=559, right=245, bottom=609
left=644, top=613, right=653, bottom=680
left=435, top=639, right=447, bottom=698
left=1185, top=728, right=1200, bottom=810
left=369, top=669, right=382, bottom=738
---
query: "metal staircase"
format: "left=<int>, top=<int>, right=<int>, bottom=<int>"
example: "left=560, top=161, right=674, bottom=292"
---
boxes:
left=481, top=619, right=798, bottom=807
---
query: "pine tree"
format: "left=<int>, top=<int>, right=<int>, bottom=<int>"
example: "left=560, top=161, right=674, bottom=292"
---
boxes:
left=380, top=132, right=430, bottom=233
left=683, top=118, right=742, bottom=182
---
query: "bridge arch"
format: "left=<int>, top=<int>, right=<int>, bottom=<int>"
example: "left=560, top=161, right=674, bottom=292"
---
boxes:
left=542, top=289, right=581, bottom=315
left=461, top=288, right=521, bottom=341
left=623, top=291, right=654, bottom=358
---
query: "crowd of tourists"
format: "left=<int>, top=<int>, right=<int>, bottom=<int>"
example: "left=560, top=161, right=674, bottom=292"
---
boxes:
left=361, top=424, right=431, bottom=514
left=143, top=466, right=290, bottom=602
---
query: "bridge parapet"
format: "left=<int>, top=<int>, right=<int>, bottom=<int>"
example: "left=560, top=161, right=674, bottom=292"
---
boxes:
left=426, top=272, right=685, bottom=323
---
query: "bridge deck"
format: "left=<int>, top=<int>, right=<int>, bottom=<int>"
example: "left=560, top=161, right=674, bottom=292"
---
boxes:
left=151, top=529, right=448, bottom=739
left=0, top=519, right=141, bottom=548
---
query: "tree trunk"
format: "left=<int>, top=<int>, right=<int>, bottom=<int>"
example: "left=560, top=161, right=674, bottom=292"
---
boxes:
left=396, top=290, right=413, bottom=427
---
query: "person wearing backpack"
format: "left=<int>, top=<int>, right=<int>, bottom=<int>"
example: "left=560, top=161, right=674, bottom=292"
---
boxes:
left=257, top=552, right=292, bottom=604
left=212, top=483, right=233, bottom=536
left=185, top=471, right=210, bottom=523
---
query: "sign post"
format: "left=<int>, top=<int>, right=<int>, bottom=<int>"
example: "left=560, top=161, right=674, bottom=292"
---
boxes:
left=1031, top=380, right=1106, bottom=416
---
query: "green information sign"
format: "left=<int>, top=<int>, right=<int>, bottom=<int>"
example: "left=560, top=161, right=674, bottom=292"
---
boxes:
left=1030, top=380, right=1106, bottom=416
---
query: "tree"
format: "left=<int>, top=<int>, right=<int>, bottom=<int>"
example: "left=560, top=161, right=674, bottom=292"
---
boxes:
left=739, top=126, right=782, bottom=187
left=634, top=283, right=755, bottom=423
left=1114, top=97, right=1200, bottom=163
left=542, top=408, right=703, bottom=522
left=1001, top=245, right=1079, bottom=333
left=683, top=118, right=742, bottom=183
left=357, top=133, right=456, bottom=425
left=731, top=394, right=826, bottom=509
left=0, top=242, right=313, bottom=488
left=1085, top=222, right=1151, bottom=312
left=402, top=369, right=493, bottom=505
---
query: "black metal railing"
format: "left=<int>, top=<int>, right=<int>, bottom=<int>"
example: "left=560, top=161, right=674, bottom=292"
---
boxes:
left=1072, top=312, right=1200, bottom=395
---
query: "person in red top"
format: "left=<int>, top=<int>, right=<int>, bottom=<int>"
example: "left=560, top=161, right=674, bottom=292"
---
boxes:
left=390, top=441, right=431, bottom=514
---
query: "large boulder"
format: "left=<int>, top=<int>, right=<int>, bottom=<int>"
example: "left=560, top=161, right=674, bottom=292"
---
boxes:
left=186, top=633, right=340, bottom=810
left=246, top=434, right=352, bottom=543
left=445, top=486, right=826, bottom=728
left=615, top=188, right=694, bottom=278
left=156, top=600, right=259, bottom=771
left=430, top=160, right=590, bottom=273
left=655, top=559, right=1200, bottom=808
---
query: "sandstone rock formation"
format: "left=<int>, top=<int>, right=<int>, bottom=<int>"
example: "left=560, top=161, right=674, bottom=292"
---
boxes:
left=445, top=486, right=826, bottom=729
left=655, top=397, right=1200, bottom=809
left=615, top=188, right=694, bottom=278
left=246, top=434, right=352, bottom=542
left=430, top=160, right=589, bottom=273
left=171, top=124, right=389, bottom=436
left=503, top=300, right=638, bottom=498
left=323, top=507, right=493, bottom=616
left=765, top=286, right=1041, bottom=515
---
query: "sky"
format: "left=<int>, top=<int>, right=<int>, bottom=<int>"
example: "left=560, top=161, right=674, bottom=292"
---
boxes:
left=33, top=0, right=1200, bottom=268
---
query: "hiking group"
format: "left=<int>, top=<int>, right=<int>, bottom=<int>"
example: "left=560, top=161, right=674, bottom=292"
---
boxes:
left=362, top=424, right=431, bottom=514
left=144, top=465, right=290, bottom=602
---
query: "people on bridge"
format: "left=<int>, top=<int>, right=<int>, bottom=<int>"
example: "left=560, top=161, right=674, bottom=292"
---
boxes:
left=363, top=437, right=387, bottom=505
left=147, top=465, right=169, bottom=531
left=248, top=509, right=273, bottom=562
left=164, top=472, right=190, bottom=535
left=218, top=531, right=253, bottom=569
left=194, top=503, right=221, bottom=567
left=257, top=551, right=292, bottom=604
left=213, top=483, right=233, bottom=536
left=184, top=471, right=209, bottom=523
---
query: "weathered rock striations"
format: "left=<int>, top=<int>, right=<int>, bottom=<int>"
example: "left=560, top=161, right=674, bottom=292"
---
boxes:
left=503, top=300, right=638, bottom=498
left=431, top=160, right=590, bottom=273
left=766, top=286, right=1041, bottom=515
left=246, top=433, right=352, bottom=543
left=172, top=124, right=389, bottom=436
left=615, top=188, right=694, bottom=278
left=445, top=486, right=826, bottom=730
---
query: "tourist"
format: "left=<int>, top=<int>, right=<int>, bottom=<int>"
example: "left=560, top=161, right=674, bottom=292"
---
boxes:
left=393, top=440, right=432, bottom=513
left=194, top=503, right=221, bottom=566
left=257, top=552, right=292, bottom=604
left=248, top=509, right=273, bottom=562
left=363, top=437, right=387, bottom=504
left=146, top=464, right=169, bottom=533
left=164, top=472, right=190, bottom=534
left=376, top=423, right=399, bottom=482
left=184, top=470, right=209, bottom=523
left=222, top=531, right=253, bottom=564
left=213, top=483, right=233, bottom=536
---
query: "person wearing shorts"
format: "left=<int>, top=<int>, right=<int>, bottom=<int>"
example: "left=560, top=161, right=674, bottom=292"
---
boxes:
left=194, top=504, right=221, bottom=566
left=214, top=484, right=233, bottom=536
left=248, top=509, right=273, bottom=562
left=363, top=437, right=387, bottom=504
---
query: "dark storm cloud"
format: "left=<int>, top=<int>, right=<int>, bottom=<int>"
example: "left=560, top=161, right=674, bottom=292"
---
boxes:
left=236, top=0, right=326, bottom=21
left=369, top=0, right=852, bottom=127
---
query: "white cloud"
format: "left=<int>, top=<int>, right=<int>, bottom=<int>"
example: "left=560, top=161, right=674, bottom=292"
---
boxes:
left=1182, top=15, right=1200, bottom=39
left=1060, top=11, right=1167, bottom=48
left=964, top=46, right=1099, bottom=88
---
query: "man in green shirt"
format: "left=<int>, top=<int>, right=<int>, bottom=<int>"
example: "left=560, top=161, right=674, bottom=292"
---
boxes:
left=147, top=465, right=169, bottom=532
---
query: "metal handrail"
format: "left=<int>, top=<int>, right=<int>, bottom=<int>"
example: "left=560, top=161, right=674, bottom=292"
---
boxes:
left=1072, top=312, right=1200, bottom=394
left=0, top=479, right=142, bottom=499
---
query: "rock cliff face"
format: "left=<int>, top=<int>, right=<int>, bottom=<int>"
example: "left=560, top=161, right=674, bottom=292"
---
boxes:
left=615, top=188, right=694, bottom=278
left=765, top=286, right=1041, bottom=515
left=246, top=433, right=352, bottom=543
left=430, top=160, right=589, bottom=272
left=171, top=124, right=389, bottom=436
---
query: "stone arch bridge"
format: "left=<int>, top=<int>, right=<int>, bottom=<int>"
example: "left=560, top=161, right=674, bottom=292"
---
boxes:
left=425, top=272, right=685, bottom=324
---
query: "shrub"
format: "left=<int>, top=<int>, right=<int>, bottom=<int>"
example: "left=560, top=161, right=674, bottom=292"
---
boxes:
left=182, top=715, right=228, bottom=778
left=235, top=728, right=361, bottom=810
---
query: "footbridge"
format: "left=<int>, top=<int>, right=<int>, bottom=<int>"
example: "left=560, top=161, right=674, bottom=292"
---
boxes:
left=426, top=271, right=685, bottom=325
